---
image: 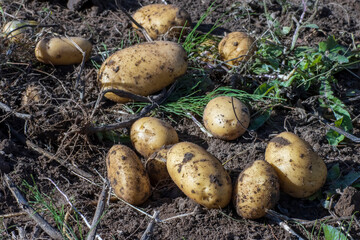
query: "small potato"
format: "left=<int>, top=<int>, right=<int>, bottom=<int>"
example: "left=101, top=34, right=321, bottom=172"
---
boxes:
left=265, top=132, right=327, bottom=198
left=35, top=37, right=92, bottom=65
left=145, top=147, right=171, bottom=186
left=167, top=142, right=232, bottom=208
left=21, top=85, right=41, bottom=106
left=203, top=96, right=250, bottom=140
left=132, top=4, right=191, bottom=40
left=106, top=144, right=151, bottom=205
left=98, top=41, right=187, bottom=103
left=234, top=160, right=280, bottom=219
left=131, top=117, right=178, bottom=158
left=218, top=32, right=256, bottom=66
left=2, top=20, right=38, bottom=42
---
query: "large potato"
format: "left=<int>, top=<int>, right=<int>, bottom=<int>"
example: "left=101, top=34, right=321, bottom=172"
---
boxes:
left=35, top=37, right=92, bottom=65
left=2, top=20, right=38, bottom=42
left=203, top=96, right=250, bottom=140
left=132, top=4, right=191, bottom=40
left=130, top=117, right=179, bottom=158
left=265, top=132, right=327, bottom=198
left=167, top=142, right=232, bottom=208
left=98, top=41, right=187, bottom=103
left=234, top=160, right=280, bottom=219
left=106, top=144, right=151, bottom=205
left=218, top=32, right=256, bottom=66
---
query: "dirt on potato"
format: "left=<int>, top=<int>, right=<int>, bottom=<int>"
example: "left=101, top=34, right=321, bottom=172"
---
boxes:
left=1, top=0, right=360, bottom=239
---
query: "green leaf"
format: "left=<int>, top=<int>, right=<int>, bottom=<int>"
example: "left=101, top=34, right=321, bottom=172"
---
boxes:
left=254, top=83, right=271, bottom=95
left=327, top=164, right=341, bottom=181
left=281, top=26, right=291, bottom=35
left=323, top=225, right=347, bottom=240
left=352, top=182, right=360, bottom=188
left=248, top=109, right=272, bottom=131
left=304, top=23, right=319, bottom=29
left=330, top=170, right=360, bottom=191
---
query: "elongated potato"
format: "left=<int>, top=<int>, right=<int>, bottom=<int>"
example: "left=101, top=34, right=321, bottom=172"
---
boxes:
left=234, top=160, right=280, bottom=219
left=265, top=132, right=327, bottom=198
left=98, top=41, right=187, bottom=103
left=35, top=37, right=92, bottom=65
left=131, top=117, right=178, bottom=158
left=167, top=142, right=232, bottom=208
left=106, top=144, right=151, bottom=205
left=218, top=32, right=256, bottom=66
left=132, top=4, right=191, bottom=40
left=203, top=96, right=250, bottom=140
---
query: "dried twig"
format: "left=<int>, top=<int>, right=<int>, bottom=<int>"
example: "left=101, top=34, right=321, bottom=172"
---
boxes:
left=140, top=211, right=160, bottom=240
left=0, top=101, right=31, bottom=121
left=86, top=181, right=110, bottom=240
left=266, top=210, right=304, bottom=240
left=0, top=212, right=27, bottom=219
left=8, top=124, right=94, bottom=179
left=4, top=174, right=63, bottom=240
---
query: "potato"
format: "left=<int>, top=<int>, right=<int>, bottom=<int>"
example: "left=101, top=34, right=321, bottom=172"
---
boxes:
left=145, top=147, right=171, bottom=186
left=218, top=32, right=256, bottom=66
left=233, top=160, right=280, bottom=219
left=132, top=4, right=191, bottom=40
left=35, top=37, right=92, bottom=65
left=98, top=41, right=187, bottom=103
left=265, top=132, right=327, bottom=198
left=2, top=20, right=38, bottom=42
left=106, top=144, right=151, bottom=205
left=131, top=117, right=179, bottom=158
left=203, top=96, right=250, bottom=140
left=21, top=85, right=41, bottom=106
left=167, top=142, right=232, bottom=208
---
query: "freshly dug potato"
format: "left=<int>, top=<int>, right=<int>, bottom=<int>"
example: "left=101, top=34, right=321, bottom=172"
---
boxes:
left=132, top=4, right=191, bottom=40
left=203, top=96, right=250, bottom=140
left=98, top=41, right=187, bottom=103
left=21, top=85, right=41, bottom=106
left=106, top=144, right=151, bottom=205
left=234, top=160, right=280, bottom=219
left=265, top=132, right=327, bottom=198
left=2, top=20, right=38, bottom=42
left=35, top=37, right=92, bottom=65
left=131, top=117, right=179, bottom=158
left=218, top=32, right=256, bottom=66
left=145, top=147, right=171, bottom=186
left=167, top=142, right=232, bottom=208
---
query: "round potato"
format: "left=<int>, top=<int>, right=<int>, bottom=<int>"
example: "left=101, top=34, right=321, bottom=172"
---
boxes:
left=203, top=96, right=250, bottom=140
left=265, top=132, right=327, bottom=198
left=234, top=160, right=280, bottom=219
left=218, top=32, right=256, bottom=66
left=167, top=142, right=232, bottom=208
left=2, top=20, right=38, bottom=42
left=132, top=4, right=191, bottom=40
left=145, top=147, right=171, bottom=186
left=106, top=144, right=151, bottom=205
left=131, top=117, right=179, bottom=158
left=35, top=36, right=92, bottom=65
left=98, top=41, right=187, bottom=103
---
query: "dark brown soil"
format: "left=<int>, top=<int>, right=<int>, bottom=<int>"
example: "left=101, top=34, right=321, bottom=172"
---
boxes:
left=1, top=0, right=360, bottom=239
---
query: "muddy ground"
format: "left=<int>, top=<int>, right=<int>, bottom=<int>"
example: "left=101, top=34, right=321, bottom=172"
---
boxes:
left=1, top=0, right=360, bottom=239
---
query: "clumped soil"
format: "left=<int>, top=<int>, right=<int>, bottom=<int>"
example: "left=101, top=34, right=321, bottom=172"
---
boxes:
left=1, top=0, right=360, bottom=239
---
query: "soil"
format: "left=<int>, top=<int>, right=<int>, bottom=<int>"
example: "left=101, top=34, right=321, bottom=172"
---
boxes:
left=1, top=0, right=360, bottom=239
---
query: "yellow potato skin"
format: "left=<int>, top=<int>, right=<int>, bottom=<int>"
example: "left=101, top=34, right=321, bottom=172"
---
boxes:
left=265, top=132, right=327, bottom=198
left=218, top=32, right=256, bottom=66
left=132, top=4, right=191, bottom=40
left=106, top=144, right=151, bottom=206
left=130, top=117, right=179, bottom=158
left=234, top=160, right=280, bottom=219
left=203, top=96, right=250, bottom=140
left=2, top=20, right=38, bottom=42
left=98, top=41, right=187, bottom=103
left=167, top=142, right=232, bottom=208
left=145, top=147, right=171, bottom=186
left=35, top=37, right=92, bottom=65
